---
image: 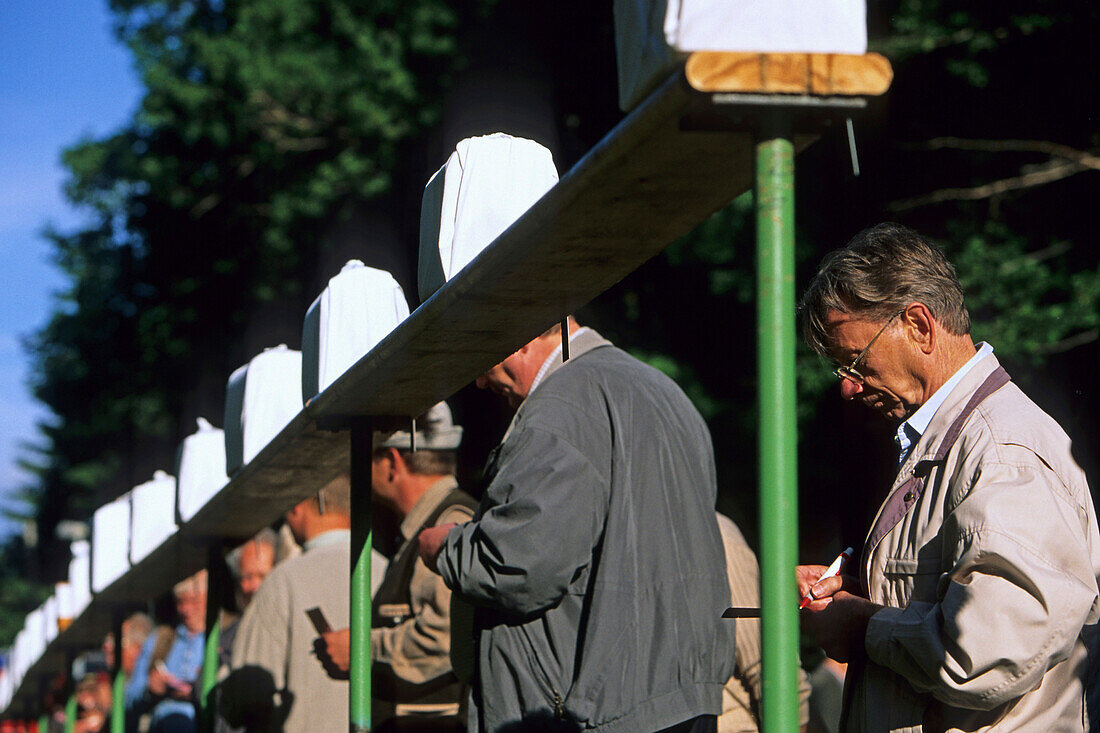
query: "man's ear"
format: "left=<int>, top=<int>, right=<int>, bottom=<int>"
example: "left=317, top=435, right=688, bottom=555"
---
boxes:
left=386, top=447, right=405, bottom=479
left=903, top=303, right=936, bottom=354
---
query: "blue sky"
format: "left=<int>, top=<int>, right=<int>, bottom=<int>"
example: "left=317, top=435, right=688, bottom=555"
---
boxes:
left=0, top=1, right=142, bottom=538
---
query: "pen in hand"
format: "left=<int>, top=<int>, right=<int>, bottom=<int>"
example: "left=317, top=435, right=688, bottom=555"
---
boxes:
left=799, top=547, right=854, bottom=609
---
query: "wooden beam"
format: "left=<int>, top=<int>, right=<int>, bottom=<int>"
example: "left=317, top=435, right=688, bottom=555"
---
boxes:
left=686, top=52, right=893, bottom=96
left=3, top=60, right=878, bottom=711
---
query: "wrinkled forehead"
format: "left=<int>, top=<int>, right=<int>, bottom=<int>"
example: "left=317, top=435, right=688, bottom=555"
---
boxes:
left=822, top=310, right=880, bottom=358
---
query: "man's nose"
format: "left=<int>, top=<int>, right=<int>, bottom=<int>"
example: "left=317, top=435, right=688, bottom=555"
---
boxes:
left=839, top=378, right=863, bottom=400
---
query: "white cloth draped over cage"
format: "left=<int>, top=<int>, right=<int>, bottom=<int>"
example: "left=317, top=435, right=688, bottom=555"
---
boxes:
left=69, top=539, right=91, bottom=616
left=43, top=595, right=59, bottom=643
left=0, top=667, right=10, bottom=711
left=11, top=630, right=28, bottom=686
left=176, top=417, right=228, bottom=522
left=92, top=494, right=131, bottom=594
left=224, top=345, right=303, bottom=475
left=613, top=0, right=868, bottom=110
left=418, top=133, right=559, bottom=302
left=55, top=581, right=74, bottom=628
left=302, top=260, right=410, bottom=401
left=129, top=470, right=178, bottom=565
left=22, top=609, right=45, bottom=671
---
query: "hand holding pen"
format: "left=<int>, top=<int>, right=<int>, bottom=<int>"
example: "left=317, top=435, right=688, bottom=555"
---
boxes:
left=798, top=547, right=853, bottom=609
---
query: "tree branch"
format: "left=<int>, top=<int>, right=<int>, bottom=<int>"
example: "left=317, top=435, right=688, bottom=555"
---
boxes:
left=887, top=159, right=1090, bottom=211
left=920, top=137, right=1100, bottom=169
left=1036, top=329, right=1100, bottom=355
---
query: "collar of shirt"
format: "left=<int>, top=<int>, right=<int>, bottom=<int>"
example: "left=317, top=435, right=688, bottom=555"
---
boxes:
left=529, top=327, right=590, bottom=396
left=303, top=528, right=351, bottom=552
left=399, top=475, right=459, bottom=542
left=895, top=341, right=993, bottom=463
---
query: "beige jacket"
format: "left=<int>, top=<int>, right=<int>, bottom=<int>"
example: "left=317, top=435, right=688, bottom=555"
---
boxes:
left=716, top=513, right=811, bottom=732
left=229, top=530, right=350, bottom=733
left=371, top=478, right=474, bottom=707
left=847, top=355, right=1100, bottom=732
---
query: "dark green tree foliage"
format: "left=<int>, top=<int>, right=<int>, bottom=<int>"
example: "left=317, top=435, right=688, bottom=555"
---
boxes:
left=23, top=0, right=490, bottom=585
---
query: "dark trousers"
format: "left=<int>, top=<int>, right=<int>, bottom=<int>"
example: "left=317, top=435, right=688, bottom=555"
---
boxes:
left=655, top=715, right=718, bottom=733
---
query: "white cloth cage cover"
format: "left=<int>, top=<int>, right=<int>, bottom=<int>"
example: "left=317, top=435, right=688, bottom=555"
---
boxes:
left=224, top=345, right=303, bottom=475
left=69, top=539, right=92, bottom=616
left=92, top=495, right=131, bottom=594
left=176, top=417, right=228, bottom=522
left=418, top=133, right=559, bottom=302
left=129, top=470, right=178, bottom=565
left=613, top=0, right=867, bottom=110
left=43, top=596, right=59, bottom=643
left=302, top=260, right=410, bottom=401
left=11, top=630, right=28, bottom=686
left=0, top=668, right=11, bottom=712
left=55, top=581, right=74, bottom=628
left=23, top=609, right=45, bottom=669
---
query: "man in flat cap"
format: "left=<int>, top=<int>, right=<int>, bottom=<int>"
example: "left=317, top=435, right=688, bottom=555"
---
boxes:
left=319, top=402, right=476, bottom=731
left=420, top=318, right=734, bottom=733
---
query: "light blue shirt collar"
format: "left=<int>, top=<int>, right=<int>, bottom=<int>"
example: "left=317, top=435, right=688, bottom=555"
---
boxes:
left=895, top=342, right=993, bottom=463
left=303, top=528, right=350, bottom=552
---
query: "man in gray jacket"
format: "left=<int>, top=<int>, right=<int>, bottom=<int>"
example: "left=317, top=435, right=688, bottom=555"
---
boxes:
left=796, top=223, right=1100, bottom=731
left=419, top=319, right=735, bottom=732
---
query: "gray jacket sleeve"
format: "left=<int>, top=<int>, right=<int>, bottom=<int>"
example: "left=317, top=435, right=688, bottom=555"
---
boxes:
left=437, top=423, right=610, bottom=616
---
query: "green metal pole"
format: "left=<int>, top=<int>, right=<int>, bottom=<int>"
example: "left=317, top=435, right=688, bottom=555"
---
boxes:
left=755, top=118, right=800, bottom=733
left=38, top=714, right=48, bottom=733
left=200, top=544, right=224, bottom=733
left=110, top=667, right=126, bottom=733
left=111, top=610, right=126, bottom=733
left=349, top=419, right=373, bottom=732
left=63, top=693, right=76, bottom=733
left=63, top=650, right=77, bottom=733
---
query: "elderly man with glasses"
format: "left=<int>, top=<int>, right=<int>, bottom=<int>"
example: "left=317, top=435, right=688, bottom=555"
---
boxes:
left=795, top=222, right=1100, bottom=732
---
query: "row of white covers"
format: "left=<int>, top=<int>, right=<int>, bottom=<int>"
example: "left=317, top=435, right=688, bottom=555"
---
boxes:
left=1, top=132, right=560, bottom=714
left=0, top=539, right=90, bottom=711
left=225, top=133, right=559, bottom=475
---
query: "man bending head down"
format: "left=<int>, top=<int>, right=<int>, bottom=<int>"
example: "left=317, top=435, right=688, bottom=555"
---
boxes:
left=795, top=223, right=1100, bottom=732
left=420, top=317, right=735, bottom=733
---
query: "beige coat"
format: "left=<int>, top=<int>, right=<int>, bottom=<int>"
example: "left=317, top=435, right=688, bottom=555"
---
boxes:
left=847, top=355, right=1100, bottom=732
left=229, top=530, right=350, bottom=733
left=716, top=513, right=811, bottom=732
left=371, top=477, right=474, bottom=717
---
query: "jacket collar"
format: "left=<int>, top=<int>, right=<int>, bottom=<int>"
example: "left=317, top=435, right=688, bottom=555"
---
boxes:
left=399, top=475, right=459, bottom=542
left=899, top=352, right=1003, bottom=477
left=499, top=327, right=611, bottom=445
left=529, top=326, right=609, bottom=397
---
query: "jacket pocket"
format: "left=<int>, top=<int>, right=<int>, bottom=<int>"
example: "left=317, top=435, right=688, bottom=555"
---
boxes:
left=882, top=555, right=942, bottom=605
left=516, top=624, right=566, bottom=720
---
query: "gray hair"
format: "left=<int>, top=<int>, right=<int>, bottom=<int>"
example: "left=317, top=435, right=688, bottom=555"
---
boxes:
left=122, top=612, right=154, bottom=646
left=226, top=528, right=279, bottom=577
left=798, top=223, right=970, bottom=355
left=173, top=569, right=208, bottom=598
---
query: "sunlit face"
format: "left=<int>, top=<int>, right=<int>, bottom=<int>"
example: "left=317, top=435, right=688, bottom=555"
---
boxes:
left=175, top=589, right=207, bottom=634
left=824, top=310, right=923, bottom=422
left=475, top=350, right=537, bottom=409
left=237, top=541, right=275, bottom=607
left=121, top=635, right=143, bottom=675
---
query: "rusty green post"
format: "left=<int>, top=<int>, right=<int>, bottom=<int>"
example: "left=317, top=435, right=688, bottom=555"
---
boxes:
left=755, top=117, right=800, bottom=733
left=349, top=419, right=373, bottom=732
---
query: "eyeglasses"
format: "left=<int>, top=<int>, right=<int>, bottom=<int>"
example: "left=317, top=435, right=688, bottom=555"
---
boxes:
left=833, top=309, right=906, bottom=385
